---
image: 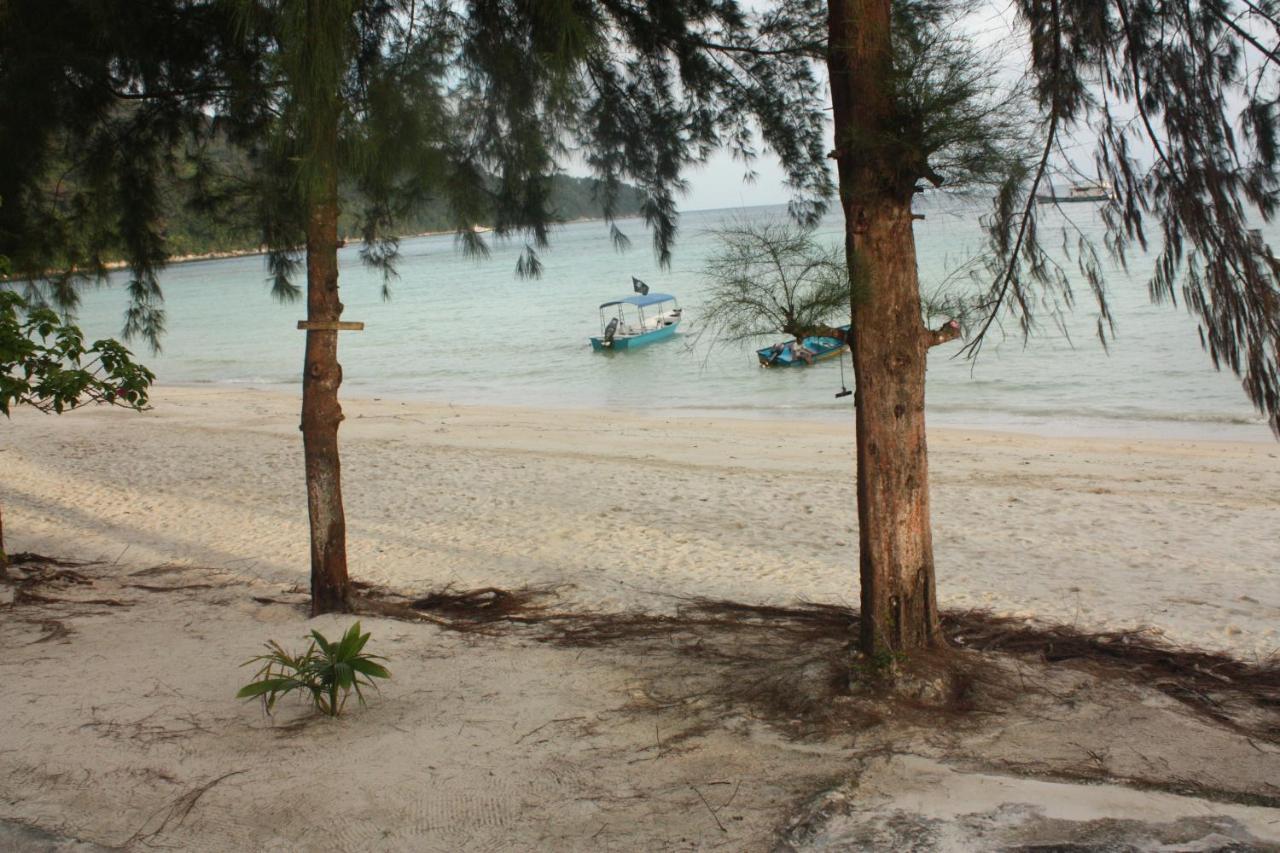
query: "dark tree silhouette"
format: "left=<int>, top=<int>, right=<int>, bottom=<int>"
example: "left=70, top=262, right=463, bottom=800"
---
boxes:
left=0, top=1, right=831, bottom=613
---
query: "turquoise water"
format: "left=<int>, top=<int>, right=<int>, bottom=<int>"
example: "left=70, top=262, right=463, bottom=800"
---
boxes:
left=65, top=201, right=1274, bottom=440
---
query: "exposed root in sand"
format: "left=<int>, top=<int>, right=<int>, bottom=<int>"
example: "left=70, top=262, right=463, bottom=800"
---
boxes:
left=357, top=583, right=1280, bottom=745
left=124, top=769, right=248, bottom=847
left=2, top=554, right=134, bottom=633
left=4, top=552, right=97, bottom=587
left=2, top=557, right=1277, bottom=851
left=6, top=556, right=1276, bottom=746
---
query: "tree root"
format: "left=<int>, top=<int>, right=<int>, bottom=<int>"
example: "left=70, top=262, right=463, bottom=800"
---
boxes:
left=350, top=584, right=1279, bottom=743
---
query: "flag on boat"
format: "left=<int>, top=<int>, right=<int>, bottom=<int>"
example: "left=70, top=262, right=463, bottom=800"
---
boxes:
left=632, top=277, right=649, bottom=295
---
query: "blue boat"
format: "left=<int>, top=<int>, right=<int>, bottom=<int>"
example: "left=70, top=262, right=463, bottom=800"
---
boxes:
left=757, top=325, right=850, bottom=367
left=591, top=293, right=682, bottom=351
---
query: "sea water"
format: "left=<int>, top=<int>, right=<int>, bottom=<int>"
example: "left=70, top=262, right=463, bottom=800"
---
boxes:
left=64, top=200, right=1275, bottom=440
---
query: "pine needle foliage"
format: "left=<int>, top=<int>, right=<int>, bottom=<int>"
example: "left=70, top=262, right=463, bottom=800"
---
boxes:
left=699, top=221, right=850, bottom=343
left=698, top=219, right=981, bottom=346
left=0, top=0, right=833, bottom=336
left=886, top=0, right=1034, bottom=192
left=975, top=0, right=1280, bottom=434
left=0, top=0, right=268, bottom=350
left=697, top=0, right=1031, bottom=352
left=821, top=0, right=1035, bottom=201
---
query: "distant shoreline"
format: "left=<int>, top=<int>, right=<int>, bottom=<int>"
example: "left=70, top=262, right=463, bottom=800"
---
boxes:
left=150, top=378, right=1274, bottom=444
left=8, top=207, right=801, bottom=279
left=11, top=213, right=649, bottom=276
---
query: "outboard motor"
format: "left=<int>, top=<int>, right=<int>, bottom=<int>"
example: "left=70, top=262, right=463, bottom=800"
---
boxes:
left=603, top=317, right=619, bottom=345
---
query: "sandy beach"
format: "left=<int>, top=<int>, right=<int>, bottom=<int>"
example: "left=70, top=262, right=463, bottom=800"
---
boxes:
left=5, top=386, right=1278, bottom=656
left=2, top=386, right=1278, bottom=850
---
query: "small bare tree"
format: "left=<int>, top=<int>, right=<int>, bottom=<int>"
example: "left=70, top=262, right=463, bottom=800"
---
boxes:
left=700, top=222, right=850, bottom=345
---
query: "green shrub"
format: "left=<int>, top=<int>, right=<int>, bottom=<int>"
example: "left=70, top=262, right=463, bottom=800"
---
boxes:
left=237, top=622, right=390, bottom=717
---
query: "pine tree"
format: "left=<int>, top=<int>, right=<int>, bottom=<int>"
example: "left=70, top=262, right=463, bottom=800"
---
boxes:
left=7, top=0, right=1274, bottom=657
left=823, top=0, right=1280, bottom=662
left=0, top=1, right=831, bottom=613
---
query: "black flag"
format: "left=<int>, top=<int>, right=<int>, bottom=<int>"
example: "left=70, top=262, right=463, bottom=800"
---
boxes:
left=632, top=277, right=649, bottom=296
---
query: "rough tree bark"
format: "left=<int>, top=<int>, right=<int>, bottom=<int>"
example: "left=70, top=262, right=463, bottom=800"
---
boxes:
left=299, top=0, right=351, bottom=615
left=827, top=0, right=961, bottom=661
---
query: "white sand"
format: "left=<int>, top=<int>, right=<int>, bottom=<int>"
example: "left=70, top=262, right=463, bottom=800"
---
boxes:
left=1, top=558, right=1277, bottom=850
left=2, top=387, right=1279, bottom=850
left=4, top=386, right=1278, bottom=657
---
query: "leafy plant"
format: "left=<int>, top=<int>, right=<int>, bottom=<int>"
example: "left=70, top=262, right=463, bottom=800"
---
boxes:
left=0, top=290, right=155, bottom=416
left=0, top=286, right=154, bottom=567
left=237, top=622, right=390, bottom=717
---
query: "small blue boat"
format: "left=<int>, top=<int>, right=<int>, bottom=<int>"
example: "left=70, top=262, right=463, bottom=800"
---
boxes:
left=591, top=293, right=682, bottom=351
left=757, top=325, right=850, bottom=367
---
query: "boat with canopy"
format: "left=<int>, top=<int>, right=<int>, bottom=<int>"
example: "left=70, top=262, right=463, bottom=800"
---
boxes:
left=590, top=291, right=682, bottom=351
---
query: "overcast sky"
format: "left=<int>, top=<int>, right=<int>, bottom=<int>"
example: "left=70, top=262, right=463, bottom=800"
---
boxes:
left=675, top=0, right=1022, bottom=213
left=680, top=150, right=799, bottom=212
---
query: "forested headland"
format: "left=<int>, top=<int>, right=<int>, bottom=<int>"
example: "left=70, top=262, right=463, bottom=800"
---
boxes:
left=171, top=155, right=647, bottom=259
left=19, top=137, right=649, bottom=264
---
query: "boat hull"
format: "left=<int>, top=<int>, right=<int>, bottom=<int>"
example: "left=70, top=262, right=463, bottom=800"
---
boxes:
left=757, top=330, right=849, bottom=367
left=591, top=320, right=680, bottom=351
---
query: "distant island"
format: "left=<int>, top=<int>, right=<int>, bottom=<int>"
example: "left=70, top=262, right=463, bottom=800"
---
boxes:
left=2, top=167, right=649, bottom=278
left=159, top=171, right=648, bottom=261
left=11, top=130, right=648, bottom=268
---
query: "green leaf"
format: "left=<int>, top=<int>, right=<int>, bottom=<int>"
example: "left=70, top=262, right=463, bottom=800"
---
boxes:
left=347, top=658, right=391, bottom=680
left=335, top=622, right=365, bottom=660
left=310, top=629, right=334, bottom=656
left=236, top=676, right=299, bottom=699
left=333, top=662, right=354, bottom=690
left=347, top=628, right=372, bottom=658
left=239, top=624, right=390, bottom=717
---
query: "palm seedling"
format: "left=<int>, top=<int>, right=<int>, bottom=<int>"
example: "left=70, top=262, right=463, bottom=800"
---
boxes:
left=237, top=622, right=391, bottom=717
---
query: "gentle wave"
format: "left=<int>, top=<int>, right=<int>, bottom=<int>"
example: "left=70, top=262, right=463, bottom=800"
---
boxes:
left=664, top=400, right=1264, bottom=427
left=928, top=403, right=1268, bottom=427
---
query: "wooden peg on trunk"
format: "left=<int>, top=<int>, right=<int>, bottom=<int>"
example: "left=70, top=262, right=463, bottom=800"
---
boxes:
left=297, top=321, right=365, bottom=331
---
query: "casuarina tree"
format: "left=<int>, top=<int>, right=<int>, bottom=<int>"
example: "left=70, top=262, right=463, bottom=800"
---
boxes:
left=822, top=0, right=1280, bottom=661
left=219, top=0, right=835, bottom=613
left=0, top=1, right=831, bottom=613
left=704, top=0, right=1279, bottom=666
left=8, top=0, right=1274, bottom=659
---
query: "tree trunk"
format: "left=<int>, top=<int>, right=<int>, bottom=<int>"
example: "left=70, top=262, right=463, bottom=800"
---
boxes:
left=0, top=498, right=8, bottom=575
left=848, top=200, right=940, bottom=656
left=827, top=0, right=957, bottom=661
left=300, top=0, right=351, bottom=616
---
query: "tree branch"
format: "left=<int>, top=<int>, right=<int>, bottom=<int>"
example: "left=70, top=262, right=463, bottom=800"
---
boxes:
left=691, top=37, right=823, bottom=58
left=925, top=319, right=961, bottom=347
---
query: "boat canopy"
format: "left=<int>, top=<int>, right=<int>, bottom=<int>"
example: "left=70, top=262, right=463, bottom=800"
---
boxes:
left=598, top=293, right=677, bottom=309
